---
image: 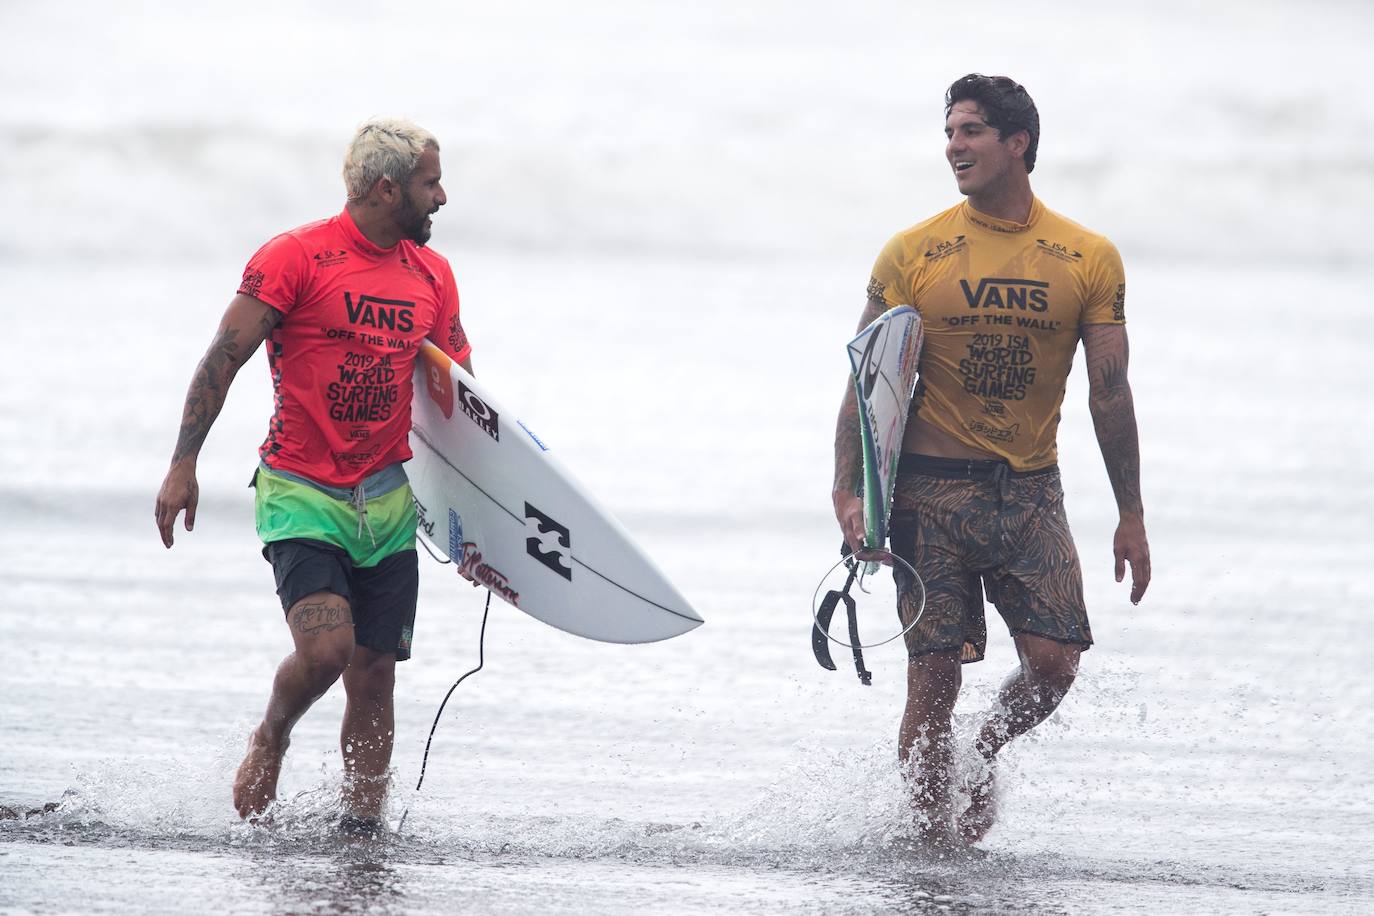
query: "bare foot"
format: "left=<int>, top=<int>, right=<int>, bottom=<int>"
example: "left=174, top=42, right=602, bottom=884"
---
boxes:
left=233, top=728, right=286, bottom=822
left=957, top=756, right=998, bottom=844
left=914, top=824, right=967, bottom=856
left=902, top=788, right=965, bottom=856
left=341, top=773, right=388, bottom=824
left=337, top=813, right=386, bottom=840
left=889, top=817, right=974, bottom=861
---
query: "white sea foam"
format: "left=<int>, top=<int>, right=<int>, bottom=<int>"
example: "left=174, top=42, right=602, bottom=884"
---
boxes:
left=1, top=1, right=1370, bottom=268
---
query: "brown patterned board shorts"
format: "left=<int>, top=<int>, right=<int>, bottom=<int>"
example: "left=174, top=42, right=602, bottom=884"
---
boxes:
left=888, top=456, right=1092, bottom=663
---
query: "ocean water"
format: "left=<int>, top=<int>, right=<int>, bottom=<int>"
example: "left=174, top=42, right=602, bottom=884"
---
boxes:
left=3, top=2, right=1372, bottom=913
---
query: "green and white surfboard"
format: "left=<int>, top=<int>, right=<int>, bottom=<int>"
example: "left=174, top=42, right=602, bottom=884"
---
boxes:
left=847, top=305, right=924, bottom=550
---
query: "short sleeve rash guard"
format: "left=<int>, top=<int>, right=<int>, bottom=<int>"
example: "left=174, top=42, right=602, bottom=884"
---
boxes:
left=238, top=209, right=472, bottom=487
left=868, top=198, right=1125, bottom=470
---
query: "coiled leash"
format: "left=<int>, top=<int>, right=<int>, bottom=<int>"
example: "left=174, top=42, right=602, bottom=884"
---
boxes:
left=812, top=544, right=872, bottom=685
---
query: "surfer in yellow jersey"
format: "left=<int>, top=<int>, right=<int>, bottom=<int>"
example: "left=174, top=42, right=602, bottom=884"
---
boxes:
left=832, top=74, right=1151, bottom=848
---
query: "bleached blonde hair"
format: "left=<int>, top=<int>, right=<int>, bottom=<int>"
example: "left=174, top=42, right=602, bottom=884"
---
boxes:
left=342, top=118, right=439, bottom=201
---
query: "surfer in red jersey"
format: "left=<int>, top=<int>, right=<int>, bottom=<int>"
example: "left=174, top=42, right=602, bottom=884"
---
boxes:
left=154, top=118, right=473, bottom=833
left=832, top=75, right=1150, bottom=850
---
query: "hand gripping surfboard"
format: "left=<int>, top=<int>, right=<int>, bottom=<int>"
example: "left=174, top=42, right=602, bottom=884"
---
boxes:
left=812, top=305, right=924, bottom=682
left=407, top=341, right=703, bottom=644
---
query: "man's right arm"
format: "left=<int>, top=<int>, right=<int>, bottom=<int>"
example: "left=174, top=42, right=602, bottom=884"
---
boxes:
left=1082, top=322, right=1150, bottom=604
left=832, top=297, right=890, bottom=556
left=155, top=294, right=281, bottom=547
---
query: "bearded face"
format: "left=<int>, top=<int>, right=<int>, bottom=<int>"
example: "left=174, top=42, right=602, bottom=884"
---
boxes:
left=393, top=186, right=433, bottom=246
left=393, top=145, right=445, bottom=246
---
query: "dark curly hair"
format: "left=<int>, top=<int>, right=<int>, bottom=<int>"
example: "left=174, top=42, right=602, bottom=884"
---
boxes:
left=944, top=74, right=1040, bottom=173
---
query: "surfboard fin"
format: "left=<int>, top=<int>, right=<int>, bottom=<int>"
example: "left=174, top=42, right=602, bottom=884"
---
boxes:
left=812, top=549, right=872, bottom=685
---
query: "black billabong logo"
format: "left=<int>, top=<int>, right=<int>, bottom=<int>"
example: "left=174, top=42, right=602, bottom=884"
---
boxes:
left=458, top=380, right=499, bottom=441
left=524, top=502, right=572, bottom=581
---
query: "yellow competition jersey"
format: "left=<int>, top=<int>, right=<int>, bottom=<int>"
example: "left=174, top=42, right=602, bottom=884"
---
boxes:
left=868, top=198, right=1125, bottom=471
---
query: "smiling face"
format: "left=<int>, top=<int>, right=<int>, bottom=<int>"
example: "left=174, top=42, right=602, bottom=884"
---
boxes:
left=392, top=145, right=446, bottom=246
left=945, top=100, right=1028, bottom=200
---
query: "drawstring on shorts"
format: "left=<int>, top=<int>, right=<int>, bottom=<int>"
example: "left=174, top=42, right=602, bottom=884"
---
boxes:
left=254, top=460, right=407, bottom=552
left=988, top=460, right=1010, bottom=506
left=349, top=481, right=377, bottom=548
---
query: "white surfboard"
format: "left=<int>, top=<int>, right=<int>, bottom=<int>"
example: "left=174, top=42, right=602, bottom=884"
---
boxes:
left=847, top=306, right=923, bottom=549
left=407, top=341, right=703, bottom=644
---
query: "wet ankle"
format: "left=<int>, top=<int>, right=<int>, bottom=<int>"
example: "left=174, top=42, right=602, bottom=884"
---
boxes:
left=250, top=727, right=290, bottom=756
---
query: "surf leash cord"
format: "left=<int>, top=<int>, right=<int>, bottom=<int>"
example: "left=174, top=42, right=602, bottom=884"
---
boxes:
left=396, top=588, right=491, bottom=834
left=812, top=545, right=872, bottom=685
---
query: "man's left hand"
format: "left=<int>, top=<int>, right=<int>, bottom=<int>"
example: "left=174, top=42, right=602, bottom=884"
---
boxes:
left=1114, top=514, right=1150, bottom=604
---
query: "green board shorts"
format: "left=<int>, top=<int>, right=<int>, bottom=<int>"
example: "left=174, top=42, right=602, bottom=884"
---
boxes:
left=253, top=462, right=418, bottom=567
left=253, top=462, right=420, bottom=660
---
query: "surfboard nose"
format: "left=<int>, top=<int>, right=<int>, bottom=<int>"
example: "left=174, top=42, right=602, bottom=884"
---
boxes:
left=410, top=342, right=703, bottom=646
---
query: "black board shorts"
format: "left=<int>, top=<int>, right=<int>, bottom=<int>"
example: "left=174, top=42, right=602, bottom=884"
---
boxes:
left=888, top=455, right=1093, bottom=663
left=264, top=538, right=419, bottom=661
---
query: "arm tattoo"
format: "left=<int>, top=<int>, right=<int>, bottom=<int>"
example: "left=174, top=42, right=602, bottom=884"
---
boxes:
left=172, top=327, right=242, bottom=463
left=256, top=309, right=280, bottom=339
left=1097, top=355, right=1128, bottom=395
left=1092, top=399, right=1142, bottom=516
left=170, top=309, right=279, bottom=463
left=834, top=383, right=863, bottom=495
left=1085, top=329, right=1143, bottom=516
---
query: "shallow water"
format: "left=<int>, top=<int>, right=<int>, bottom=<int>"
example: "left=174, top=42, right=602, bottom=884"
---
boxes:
left=4, top=250, right=1371, bottom=913
left=4, top=1, right=1374, bottom=912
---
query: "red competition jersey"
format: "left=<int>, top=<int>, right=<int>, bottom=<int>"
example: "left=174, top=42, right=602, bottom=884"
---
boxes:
left=237, top=208, right=472, bottom=487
